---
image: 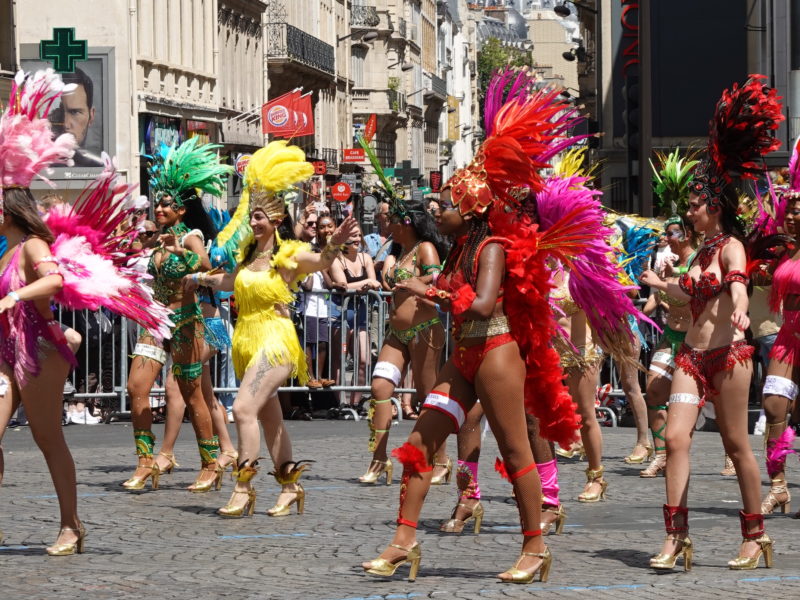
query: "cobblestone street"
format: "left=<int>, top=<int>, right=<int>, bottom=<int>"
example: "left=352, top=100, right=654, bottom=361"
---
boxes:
left=2, top=421, right=800, bottom=599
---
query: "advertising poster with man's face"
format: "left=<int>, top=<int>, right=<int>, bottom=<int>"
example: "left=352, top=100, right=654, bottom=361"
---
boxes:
left=21, top=55, right=111, bottom=177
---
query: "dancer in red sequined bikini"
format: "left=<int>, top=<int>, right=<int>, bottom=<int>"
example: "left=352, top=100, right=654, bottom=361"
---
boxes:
left=641, top=75, right=784, bottom=571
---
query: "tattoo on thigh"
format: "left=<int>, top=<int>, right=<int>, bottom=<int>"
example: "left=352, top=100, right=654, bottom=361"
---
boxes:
left=249, top=355, right=271, bottom=397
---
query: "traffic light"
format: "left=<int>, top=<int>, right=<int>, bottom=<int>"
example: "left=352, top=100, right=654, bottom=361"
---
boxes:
left=622, top=75, right=640, bottom=152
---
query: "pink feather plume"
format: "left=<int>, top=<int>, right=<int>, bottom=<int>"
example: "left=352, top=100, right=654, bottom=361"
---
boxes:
left=45, top=155, right=172, bottom=340
left=0, top=69, right=76, bottom=192
left=766, top=426, right=796, bottom=478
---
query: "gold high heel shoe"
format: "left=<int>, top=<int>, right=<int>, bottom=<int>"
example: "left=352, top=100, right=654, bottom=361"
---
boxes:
left=541, top=504, right=567, bottom=535
left=720, top=454, right=737, bottom=476
left=358, top=459, right=393, bottom=485
left=189, top=465, right=223, bottom=493
left=651, top=504, right=692, bottom=571
left=639, top=453, right=667, bottom=478
left=555, top=442, right=585, bottom=460
left=650, top=535, right=693, bottom=570
left=266, top=460, right=313, bottom=516
left=364, top=543, right=422, bottom=581
left=577, top=466, right=607, bottom=502
left=440, top=501, right=484, bottom=534
left=218, top=459, right=259, bottom=518
left=46, top=523, right=86, bottom=556
left=156, top=451, right=179, bottom=474
left=761, top=478, right=791, bottom=514
left=624, top=443, right=653, bottom=464
left=498, top=548, right=552, bottom=583
left=430, top=457, right=452, bottom=485
left=121, top=463, right=160, bottom=490
left=728, top=511, right=774, bottom=570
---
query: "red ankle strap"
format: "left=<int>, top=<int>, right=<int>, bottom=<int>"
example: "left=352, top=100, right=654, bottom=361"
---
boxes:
left=663, top=504, right=688, bottom=535
left=397, top=518, right=418, bottom=528
left=522, top=529, right=542, bottom=537
left=739, top=510, right=764, bottom=539
left=509, top=462, right=537, bottom=482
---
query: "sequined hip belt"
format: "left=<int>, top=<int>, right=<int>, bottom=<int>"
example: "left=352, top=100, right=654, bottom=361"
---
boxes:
left=456, top=315, right=510, bottom=340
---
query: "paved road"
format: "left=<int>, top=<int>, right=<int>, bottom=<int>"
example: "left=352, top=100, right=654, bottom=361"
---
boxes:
left=1, top=419, right=799, bottom=600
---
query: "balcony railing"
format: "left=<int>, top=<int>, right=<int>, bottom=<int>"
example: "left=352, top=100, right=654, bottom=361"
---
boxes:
left=388, top=89, right=407, bottom=114
left=351, top=5, right=380, bottom=28
left=430, top=74, right=447, bottom=98
left=266, top=23, right=335, bottom=76
left=321, top=147, right=338, bottom=169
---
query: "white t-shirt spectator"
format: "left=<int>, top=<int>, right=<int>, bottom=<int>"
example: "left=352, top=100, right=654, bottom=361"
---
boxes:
left=303, top=271, right=329, bottom=318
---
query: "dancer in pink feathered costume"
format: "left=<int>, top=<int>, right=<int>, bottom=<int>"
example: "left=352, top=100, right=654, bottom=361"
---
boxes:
left=760, top=135, right=800, bottom=515
left=0, top=70, right=170, bottom=555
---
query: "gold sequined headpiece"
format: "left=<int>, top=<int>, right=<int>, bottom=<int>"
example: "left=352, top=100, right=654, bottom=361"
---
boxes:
left=248, top=185, right=286, bottom=221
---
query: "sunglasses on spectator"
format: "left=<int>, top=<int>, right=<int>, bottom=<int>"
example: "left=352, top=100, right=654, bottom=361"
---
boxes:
left=139, top=230, right=157, bottom=238
left=306, top=221, right=318, bottom=227
left=665, top=229, right=685, bottom=239
left=344, top=241, right=360, bottom=246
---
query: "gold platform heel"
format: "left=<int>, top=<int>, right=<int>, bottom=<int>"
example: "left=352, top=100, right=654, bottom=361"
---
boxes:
left=46, top=523, right=86, bottom=556
left=728, top=511, right=773, bottom=570
left=189, top=437, right=222, bottom=493
left=577, top=466, right=607, bottom=502
left=156, top=451, right=179, bottom=475
left=122, top=430, right=160, bottom=490
left=498, top=547, right=552, bottom=583
left=440, top=501, right=484, bottom=534
left=650, top=505, right=692, bottom=571
left=624, top=443, right=653, bottom=464
left=364, top=543, right=422, bottom=582
left=266, top=460, right=313, bottom=516
left=358, top=459, right=393, bottom=485
left=430, top=457, right=452, bottom=485
left=720, top=454, right=737, bottom=476
left=761, top=478, right=791, bottom=514
left=541, top=504, right=567, bottom=535
left=218, top=459, right=260, bottom=518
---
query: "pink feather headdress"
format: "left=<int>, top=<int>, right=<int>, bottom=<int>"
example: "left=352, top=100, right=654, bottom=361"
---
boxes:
left=0, top=69, right=77, bottom=221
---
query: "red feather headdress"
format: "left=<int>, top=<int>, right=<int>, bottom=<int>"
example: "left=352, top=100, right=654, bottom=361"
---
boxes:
left=444, top=68, right=587, bottom=216
left=690, top=74, right=784, bottom=213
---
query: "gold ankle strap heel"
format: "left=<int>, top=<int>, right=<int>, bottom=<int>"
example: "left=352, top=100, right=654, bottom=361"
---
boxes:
left=358, top=459, right=393, bottom=485
left=364, top=543, right=422, bottom=581
left=541, top=504, right=567, bottom=535
left=266, top=460, right=312, bottom=516
left=498, top=547, right=552, bottom=583
left=218, top=459, right=260, bottom=518
left=46, top=524, right=86, bottom=556
left=577, top=466, right=607, bottom=502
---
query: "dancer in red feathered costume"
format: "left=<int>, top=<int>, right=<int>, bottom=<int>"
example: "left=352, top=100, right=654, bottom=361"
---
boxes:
left=360, top=69, right=596, bottom=585
left=640, top=75, right=784, bottom=572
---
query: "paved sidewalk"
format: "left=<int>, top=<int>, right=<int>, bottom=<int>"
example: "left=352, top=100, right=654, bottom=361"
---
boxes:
left=1, top=420, right=799, bottom=600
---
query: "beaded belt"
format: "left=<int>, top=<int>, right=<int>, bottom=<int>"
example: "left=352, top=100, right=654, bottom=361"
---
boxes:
left=457, top=315, right=510, bottom=340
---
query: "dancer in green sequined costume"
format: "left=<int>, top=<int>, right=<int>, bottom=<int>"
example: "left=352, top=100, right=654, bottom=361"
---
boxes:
left=122, top=138, right=232, bottom=493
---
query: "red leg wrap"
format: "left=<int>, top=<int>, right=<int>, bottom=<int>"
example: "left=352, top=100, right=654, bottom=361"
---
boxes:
left=663, top=504, right=688, bottom=535
left=739, top=510, right=765, bottom=539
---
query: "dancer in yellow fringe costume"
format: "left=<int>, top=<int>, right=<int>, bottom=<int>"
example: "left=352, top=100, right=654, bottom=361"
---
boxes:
left=187, top=141, right=357, bottom=518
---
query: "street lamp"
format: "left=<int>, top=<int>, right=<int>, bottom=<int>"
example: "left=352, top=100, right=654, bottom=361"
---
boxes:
left=388, top=61, right=414, bottom=72
left=562, top=45, right=587, bottom=62
left=338, top=30, right=379, bottom=43
left=553, top=1, right=598, bottom=17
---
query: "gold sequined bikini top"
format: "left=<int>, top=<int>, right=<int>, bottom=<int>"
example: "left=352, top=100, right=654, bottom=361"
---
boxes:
left=551, top=276, right=579, bottom=317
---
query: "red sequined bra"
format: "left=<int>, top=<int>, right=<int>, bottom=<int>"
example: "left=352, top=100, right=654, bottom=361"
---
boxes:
left=677, top=233, right=748, bottom=320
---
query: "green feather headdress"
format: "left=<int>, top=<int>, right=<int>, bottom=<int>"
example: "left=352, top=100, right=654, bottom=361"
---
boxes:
left=649, top=148, right=700, bottom=216
left=147, top=137, right=233, bottom=206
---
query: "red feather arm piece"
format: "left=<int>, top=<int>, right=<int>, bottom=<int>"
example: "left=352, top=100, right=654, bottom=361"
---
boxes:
left=489, top=208, right=582, bottom=447
left=45, top=155, right=172, bottom=340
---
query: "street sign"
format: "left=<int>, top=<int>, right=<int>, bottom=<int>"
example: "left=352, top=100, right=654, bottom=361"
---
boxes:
left=430, top=170, right=443, bottom=192
left=331, top=182, right=352, bottom=202
left=394, top=161, right=421, bottom=186
left=342, top=148, right=365, bottom=162
left=340, top=173, right=361, bottom=194
left=312, top=160, right=327, bottom=175
left=234, top=154, right=252, bottom=178
left=39, top=28, right=87, bottom=73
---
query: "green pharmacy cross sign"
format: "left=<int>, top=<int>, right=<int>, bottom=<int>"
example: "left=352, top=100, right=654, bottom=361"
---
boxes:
left=39, top=28, right=88, bottom=73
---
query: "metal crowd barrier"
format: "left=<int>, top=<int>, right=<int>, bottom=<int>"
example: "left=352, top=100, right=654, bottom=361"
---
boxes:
left=58, top=292, right=765, bottom=425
